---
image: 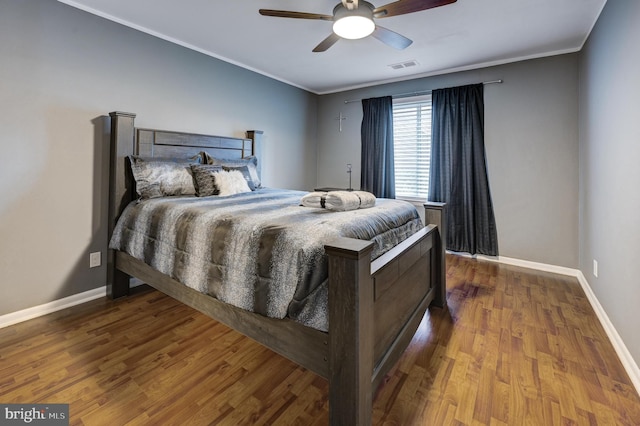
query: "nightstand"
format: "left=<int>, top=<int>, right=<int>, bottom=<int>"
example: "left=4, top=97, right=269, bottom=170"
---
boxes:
left=314, top=187, right=353, bottom=192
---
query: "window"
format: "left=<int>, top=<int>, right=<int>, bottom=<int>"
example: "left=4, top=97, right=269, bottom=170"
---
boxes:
left=393, top=94, right=432, bottom=200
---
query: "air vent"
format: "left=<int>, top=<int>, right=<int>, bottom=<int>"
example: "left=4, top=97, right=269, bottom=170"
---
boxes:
left=388, top=60, right=419, bottom=70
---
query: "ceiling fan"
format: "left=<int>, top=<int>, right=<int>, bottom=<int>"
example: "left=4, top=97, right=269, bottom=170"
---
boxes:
left=259, top=0, right=457, bottom=52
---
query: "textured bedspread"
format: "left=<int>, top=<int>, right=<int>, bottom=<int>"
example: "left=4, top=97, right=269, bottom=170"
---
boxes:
left=109, top=188, right=422, bottom=331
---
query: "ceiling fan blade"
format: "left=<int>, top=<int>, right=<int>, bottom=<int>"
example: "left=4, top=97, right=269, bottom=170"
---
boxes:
left=372, top=26, right=413, bottom=49
left=259, top=9, right=333, bottom=21
left=373, top=0, right=456, bottom=18
left=313, top=33, right=341, bottom=52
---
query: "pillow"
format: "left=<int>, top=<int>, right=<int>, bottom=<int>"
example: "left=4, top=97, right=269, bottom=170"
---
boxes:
left=212, top=170, right=251, bottom=196
left=190, top=164, right=223, bottom=197
left=222, top=165, right=257, bottom=190
left=208, top=156, right=261, bottom=190
left=129, top=156, right=199, bottom=199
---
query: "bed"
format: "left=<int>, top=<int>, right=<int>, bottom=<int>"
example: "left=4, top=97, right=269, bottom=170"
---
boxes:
left=106, top=111, right=447, bottom=425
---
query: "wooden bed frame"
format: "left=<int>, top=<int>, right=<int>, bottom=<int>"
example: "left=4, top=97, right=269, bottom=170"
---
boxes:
left=107, top=111, right=447, bottom=425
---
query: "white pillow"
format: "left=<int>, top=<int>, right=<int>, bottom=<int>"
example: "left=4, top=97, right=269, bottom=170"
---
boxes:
left=213, top=170, right=251, bottom=196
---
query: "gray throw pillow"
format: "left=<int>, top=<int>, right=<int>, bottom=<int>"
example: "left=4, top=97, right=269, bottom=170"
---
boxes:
left=129, top=156, right=200, bottom=199
left=190, top=164, right=224, bottom=197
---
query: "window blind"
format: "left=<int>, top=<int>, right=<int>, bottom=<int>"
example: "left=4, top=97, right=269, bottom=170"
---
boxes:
left=392, top=95, right=432, bottom=200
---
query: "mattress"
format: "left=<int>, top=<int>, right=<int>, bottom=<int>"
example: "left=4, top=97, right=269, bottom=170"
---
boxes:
left=109, top=188, right=423, bottom=331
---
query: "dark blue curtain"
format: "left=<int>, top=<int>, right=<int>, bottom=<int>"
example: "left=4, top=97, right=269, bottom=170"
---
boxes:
left=429, top=84, right=498, bottom=256
left=361, top=96, right=395, bottom=198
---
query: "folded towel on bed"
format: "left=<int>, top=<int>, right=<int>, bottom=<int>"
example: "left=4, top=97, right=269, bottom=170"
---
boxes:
left=301, top=190, right=376, bottom=211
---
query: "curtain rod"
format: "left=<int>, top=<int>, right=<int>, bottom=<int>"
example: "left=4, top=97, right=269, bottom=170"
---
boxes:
left=343, top=79, right=503, bottom=104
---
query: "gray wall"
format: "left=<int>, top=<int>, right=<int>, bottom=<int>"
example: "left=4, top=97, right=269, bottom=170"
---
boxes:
left=579, top=0, right=640, bottom=366
left=0, top=0, right=317, bottom=316
left=5, top=0, right=637, bottom=375
left=317, top=55, right=579, bottom=268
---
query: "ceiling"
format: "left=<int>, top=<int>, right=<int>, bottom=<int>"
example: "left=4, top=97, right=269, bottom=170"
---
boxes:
left=59, top=0, right=606, bottom=94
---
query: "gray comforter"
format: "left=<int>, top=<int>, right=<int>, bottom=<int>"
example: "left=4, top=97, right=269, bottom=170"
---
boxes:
left=109, top=188, right=422, bottom=331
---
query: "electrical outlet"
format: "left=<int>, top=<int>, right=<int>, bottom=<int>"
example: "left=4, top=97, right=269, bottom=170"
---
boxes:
left=89, top=251, right=101, bottom=268
left=593, top=259, right=598, bottom=277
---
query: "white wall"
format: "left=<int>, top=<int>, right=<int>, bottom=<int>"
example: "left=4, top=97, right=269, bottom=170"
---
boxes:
left=317, top=55, right=579, bottom=268
left=0, top=0, right=317, bottom=315
left=579, top=0, right=640, bottom=368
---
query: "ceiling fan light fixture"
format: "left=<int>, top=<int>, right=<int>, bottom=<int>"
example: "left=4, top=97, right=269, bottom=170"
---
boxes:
left=332, top=2, right=375, bottom=40
left=333, top=15, right=375, bottom=39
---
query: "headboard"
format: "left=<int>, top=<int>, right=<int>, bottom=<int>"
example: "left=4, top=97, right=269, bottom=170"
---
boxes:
left=107, top=111, right=263, bottom=297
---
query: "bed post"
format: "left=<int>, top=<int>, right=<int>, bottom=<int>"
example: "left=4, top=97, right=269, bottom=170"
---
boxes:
left=424, top=202, right=447, bottom=308
left=107, top=111, right=136, bottom=299
left=246, top=130, right=263, bottom=154
left=325, top=238, right=375, bottom=425
left=246, top=130, right=264, bottom=177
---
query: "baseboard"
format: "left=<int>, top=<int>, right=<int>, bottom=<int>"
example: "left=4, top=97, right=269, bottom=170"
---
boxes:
left=451, top=251, right=640, bottom=395
left=576, top=271, right=640, bottom=395
left=482, top=254, right=579, bottom=277
left=0, top=286, right=106, bottom=329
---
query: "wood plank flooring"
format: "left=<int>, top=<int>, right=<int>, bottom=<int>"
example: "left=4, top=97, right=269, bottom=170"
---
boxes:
left=1, top=255, right=639, bottom=425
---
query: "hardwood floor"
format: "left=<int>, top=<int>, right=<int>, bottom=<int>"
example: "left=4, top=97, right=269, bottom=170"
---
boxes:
left=1, top=255, right=639, bottom=425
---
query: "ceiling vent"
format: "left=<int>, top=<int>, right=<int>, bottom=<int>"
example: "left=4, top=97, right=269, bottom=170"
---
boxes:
left=388, top=60, right=419, bottom=70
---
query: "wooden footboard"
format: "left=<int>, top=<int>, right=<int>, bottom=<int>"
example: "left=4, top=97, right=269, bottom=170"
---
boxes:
left=107, top=111, right=447, bottom=425
left=325, top=217, right=445, bottom=425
